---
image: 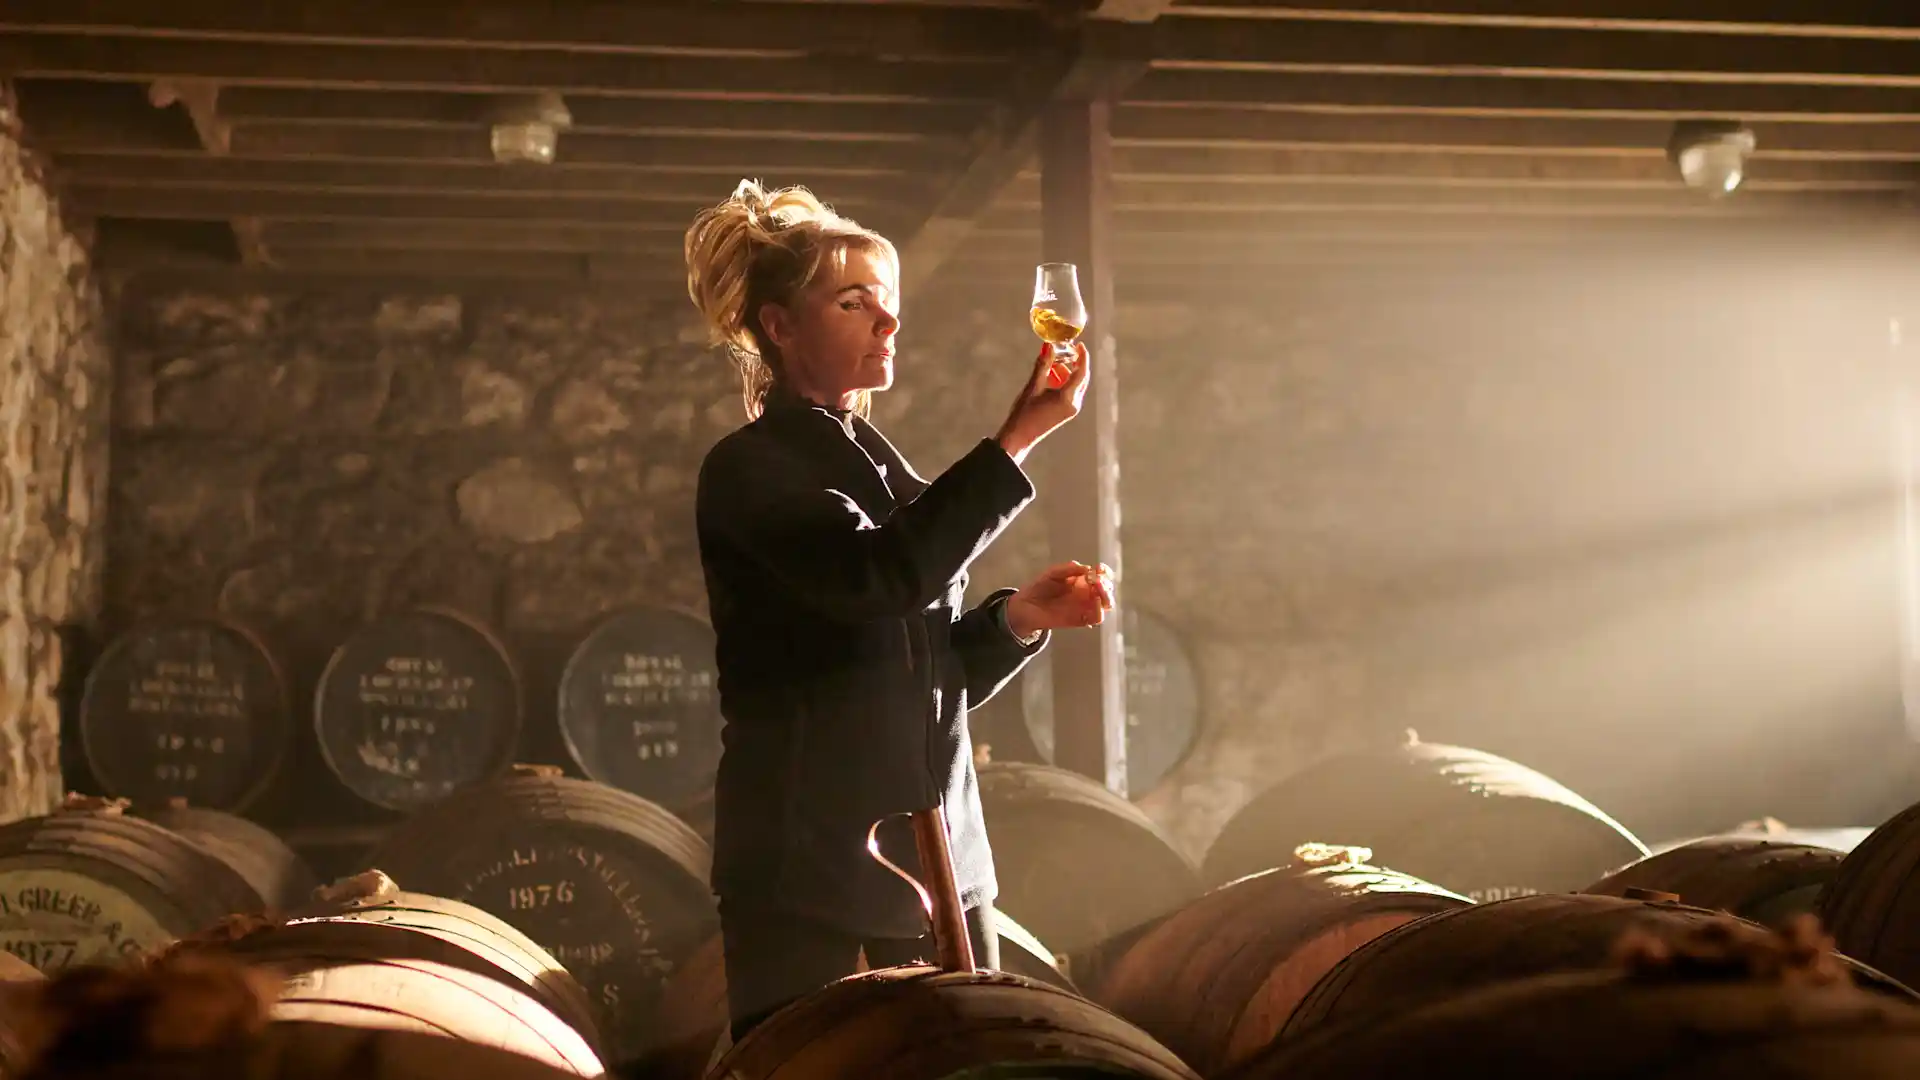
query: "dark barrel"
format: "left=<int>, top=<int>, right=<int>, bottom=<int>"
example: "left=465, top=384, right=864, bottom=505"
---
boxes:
left=714, top=967, right=1199, bottom=1080
left=31, top=1019, right=600, bottom=1080
left=647, top=934, right=731, bottom=1080
left=1281, top=891, right=1916, bottom=1042
left=364, top=769, right=717, bottom=1062
left=642, top=909, right=1075, bottom=1080
left=556, top=606, right=724, bottom=812
left=1586, top=836, right=1843, bottom=927
left=76, top=616, right=291, bottom=812
left=313, top=606, right=522, bottom=811
left=1018, top=606, right=1201, bottom=796
left=1227, top=957, right=1920, bottom=1080
left=1092, top=845, right=1471, bottom=1076
left=135, top=800, right=318, bottom=911
left=200, top=880, right=603, bottom=1075
left=978, top=762, right=1202, bottom=954
left=1202, top=732, right=1649, bottom=898
left=0, top=799, right=265, bottom=971
left=1822, top=798, right=1920, bottom=988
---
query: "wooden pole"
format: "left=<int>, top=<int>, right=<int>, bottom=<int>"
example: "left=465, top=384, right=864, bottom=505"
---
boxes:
left=1039, top=96, right=1129, bottom=796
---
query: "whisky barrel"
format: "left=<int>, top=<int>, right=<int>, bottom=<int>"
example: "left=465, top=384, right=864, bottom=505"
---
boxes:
left=76, top=616, right=291, bottom=811
left=1822, top=798, right=1920, bottom=988
left=207, top=887, right=603, bottom=1074
left=314, top=607, right=522, bottom=811
left=556, top=606, right=724, bottom=811
left=646, top=933, right=730, bottom=1080
left=1203, top=734, right=1648, bottom=899
left=978, top=762, right=1202, bottom=954
left=1586, top=836, right=1843, bottom=927
left=714, top=967, right=1199, bottom=1080
left=1281, top=891, right=1916, bottom=1041
left=0, top=801, right=266, bottom=971
left=1227, top=962, right=1920, bottom=1080
left=135, top=801, right=318, bottom=911
left=29, top=1019, right=597, bottom=1080
left=641, top=909, right=1075, bottom=1080
left=1649, top=820, right=1876, bottom=856
left=365, top=770, right=717, bottom=1062
left=1092, top=847, right=1472, bottom=1076
left=1019, top=606, right=1201, bottom=796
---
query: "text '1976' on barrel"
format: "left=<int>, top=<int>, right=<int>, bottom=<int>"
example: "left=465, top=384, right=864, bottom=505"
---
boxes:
left=366, top=771, right=717, bottom=1063
left=314, top=607, right=522, bottom=811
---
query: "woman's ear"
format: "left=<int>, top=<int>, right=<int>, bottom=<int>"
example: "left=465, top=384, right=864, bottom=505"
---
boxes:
left=757, top=301, right=793, bottom=353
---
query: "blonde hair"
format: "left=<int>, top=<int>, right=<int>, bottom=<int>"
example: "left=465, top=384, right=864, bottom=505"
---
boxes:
left=684, top=179, right=899, bottom=421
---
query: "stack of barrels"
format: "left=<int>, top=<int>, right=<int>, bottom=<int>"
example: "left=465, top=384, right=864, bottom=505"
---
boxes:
left=35, top=608, right=1920, bottom=1079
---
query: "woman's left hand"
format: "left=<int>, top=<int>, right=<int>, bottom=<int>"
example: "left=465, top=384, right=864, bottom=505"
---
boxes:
left=1005, top=561, right=1116, bottom=638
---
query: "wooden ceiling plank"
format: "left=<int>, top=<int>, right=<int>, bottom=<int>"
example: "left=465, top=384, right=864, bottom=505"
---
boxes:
left=0, top=37, right=1012, bottom=102
left=1104, top=144, right=1920, bottom=183
left=1130, top=68, right=1920, bottom=118
left=257, top=219, right=688, bottom=252
left=0, top=0, right=1046, bottom=62
left=210, top=87, right=985, bottom=139
left=64, top=183, right=923, bottom=233
left=55, top=144, right=1910, bottom=197
left=48, top=154, right=933, bottom=202
left=1165, top=1, right=1920, bottom=36
left=1112, top=106, right=1920, bottom=158
left=972, top=191, right=1907, bottom=230
left=36, top=124, right=967, bottom=173
left=1154, top=15, right=1920, bottom=83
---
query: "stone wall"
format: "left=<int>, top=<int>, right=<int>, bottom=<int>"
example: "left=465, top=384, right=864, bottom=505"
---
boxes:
left=0, top=87, right=112, bottom=821
left=103, top=235, right=1920, bottom=855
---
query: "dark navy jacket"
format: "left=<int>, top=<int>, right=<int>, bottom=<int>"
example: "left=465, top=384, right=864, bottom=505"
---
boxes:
left=695, top=387, right=1048, bottom=937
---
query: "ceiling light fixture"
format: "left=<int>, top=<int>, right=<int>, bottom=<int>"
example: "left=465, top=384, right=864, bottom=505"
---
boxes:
left=1667, top=120, right=1757, bottom=199
left=489, top=92, right=573, bottom=165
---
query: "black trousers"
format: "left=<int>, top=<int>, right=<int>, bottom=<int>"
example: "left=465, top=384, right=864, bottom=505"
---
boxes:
left=719, top=897, right=1002, bottom=1043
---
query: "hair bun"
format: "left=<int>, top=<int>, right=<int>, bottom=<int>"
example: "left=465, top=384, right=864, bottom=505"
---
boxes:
left=683, top=177, right=896, bottom=421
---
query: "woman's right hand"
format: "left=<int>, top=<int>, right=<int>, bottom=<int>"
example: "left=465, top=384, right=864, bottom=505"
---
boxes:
left=996, top=340, right=1091, bottom=465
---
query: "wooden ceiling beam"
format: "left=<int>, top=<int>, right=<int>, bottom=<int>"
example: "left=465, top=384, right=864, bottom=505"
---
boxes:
left=142, top=76, right=276, bottom=265
left=49, top=155, right=934, bottom=202
left=36, top=124, right=965, bottom=173
left=1103, top=146, right=1920, bottom=185
left=995, top=180, right=1914, bottom=209
left=1131, top=69, right=1920, bottom=119
left=63, top=183, right=922, bottom=233
left=0, top=0, right=1048, bottom=62
left=61, top=144, right=1913, bottom=193
left=974, top=192, right=1906, bottom=232
left=256, top=220, right=688, bottom=253
left=1112, top=106, right=1920, bottom=159
left=0, top=37, right=1012, bottom=102
left=1166, top=1, right=1920, bottom=35
left=208, top=87, right=984, bottom=139
left=899, top=17, right=1157, bottom=292
left=1154, top=14, right=1920, bottom=83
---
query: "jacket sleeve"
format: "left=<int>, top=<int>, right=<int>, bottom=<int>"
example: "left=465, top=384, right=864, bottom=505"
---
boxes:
left=697, top=434, right=1037, bottom=622
left=951, top=588, right=1048, bottom=708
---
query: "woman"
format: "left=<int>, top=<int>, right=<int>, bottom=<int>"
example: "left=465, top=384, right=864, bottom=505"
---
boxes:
left=684, top=179, right=1113, bottom=1040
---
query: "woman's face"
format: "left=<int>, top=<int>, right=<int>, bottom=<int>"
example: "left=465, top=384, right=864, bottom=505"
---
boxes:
left=760, top=245, right=901, bottom=408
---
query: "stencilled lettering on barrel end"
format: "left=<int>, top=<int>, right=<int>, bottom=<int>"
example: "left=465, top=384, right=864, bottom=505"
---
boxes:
left=0, top=870, right=173, bottom=971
